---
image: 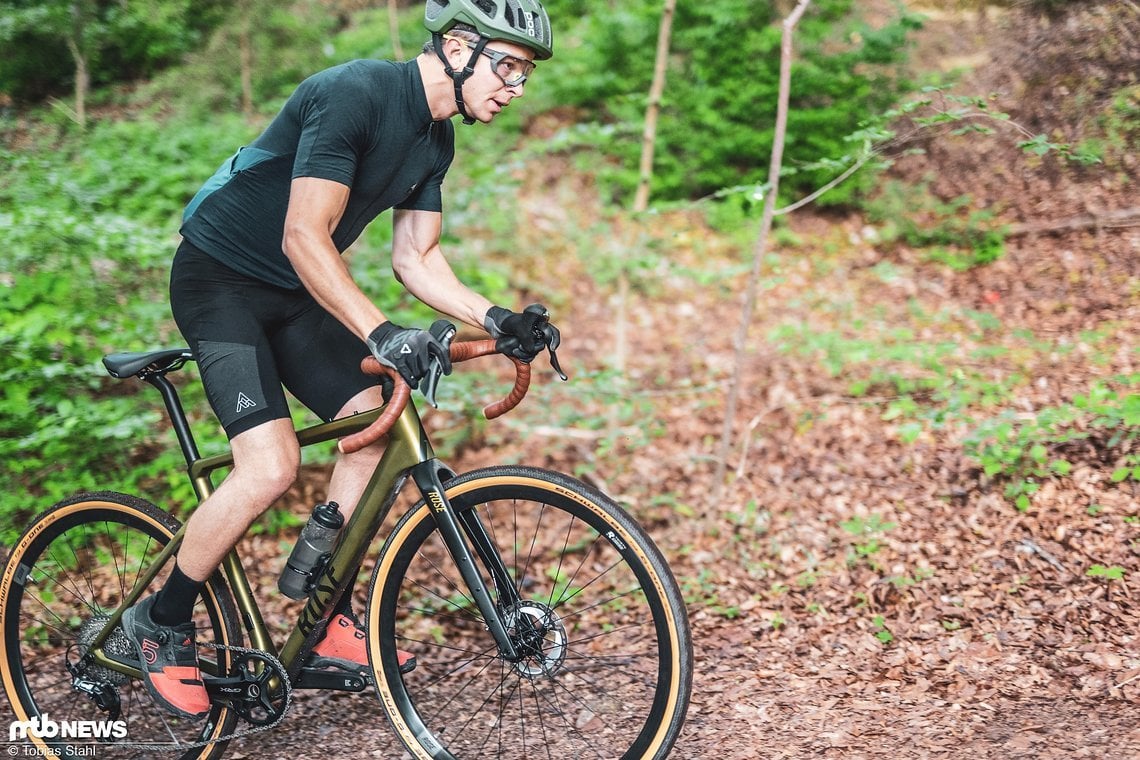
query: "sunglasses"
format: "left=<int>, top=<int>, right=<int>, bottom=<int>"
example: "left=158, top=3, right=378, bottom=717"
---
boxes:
left=445, top=34, right=536, bottom=88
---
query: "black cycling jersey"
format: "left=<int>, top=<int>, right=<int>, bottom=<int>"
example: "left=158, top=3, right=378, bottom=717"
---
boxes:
left=180, top=59, right=455, bottom=290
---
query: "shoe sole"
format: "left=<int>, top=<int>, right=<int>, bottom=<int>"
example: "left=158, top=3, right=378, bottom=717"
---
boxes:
left=121, top=605, right=210, bottom=720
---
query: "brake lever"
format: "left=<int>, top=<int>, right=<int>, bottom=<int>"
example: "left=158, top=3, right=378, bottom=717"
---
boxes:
left=420, top=320, right=457, bottom=407
left=522, top=304, right=568, bottom=382
left=547, top=345, right=567, bottom=381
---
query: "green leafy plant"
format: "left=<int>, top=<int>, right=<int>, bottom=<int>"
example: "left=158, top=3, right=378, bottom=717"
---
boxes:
left=1086, top=564, right=1126, bottom=581
left=841, top=514, right=897, bottom=568
left=680, top=568, right=741, bottom=619
left=863, top=181, right=1007, bottom=270
left=963, top=380, right=1140, bottom=510
left=871, top=614, right=894, bottom=644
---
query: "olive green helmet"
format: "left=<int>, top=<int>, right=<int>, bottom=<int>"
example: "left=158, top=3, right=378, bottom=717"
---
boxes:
left=425, top=0, right=553, bottom=60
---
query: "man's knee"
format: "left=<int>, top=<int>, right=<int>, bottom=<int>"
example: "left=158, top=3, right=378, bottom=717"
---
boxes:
left=244, top=454, right=300, bottom=500
left=230, top=422, right=301, bottom=504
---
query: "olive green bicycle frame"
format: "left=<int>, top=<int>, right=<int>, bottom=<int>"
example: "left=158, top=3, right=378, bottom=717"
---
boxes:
left=86, top=369, right=521, bottom=686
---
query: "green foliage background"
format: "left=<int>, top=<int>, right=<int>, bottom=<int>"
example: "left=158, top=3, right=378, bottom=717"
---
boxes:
left=1, top=0, right=1134, bottom=543
left=540, top=0, right=923, bottom=204
left=0, top=0, right=228, bottom=101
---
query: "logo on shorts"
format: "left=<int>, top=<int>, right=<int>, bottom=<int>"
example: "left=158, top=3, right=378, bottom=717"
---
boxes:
left=235, top=392, right=257, bottom=413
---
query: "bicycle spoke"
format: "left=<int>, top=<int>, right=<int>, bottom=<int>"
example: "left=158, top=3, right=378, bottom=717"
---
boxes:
left=375, top=470, right=690, bottom=759
left=525, top=675, right=554, bottom=760
left=3, top=496, right=239, bottom=759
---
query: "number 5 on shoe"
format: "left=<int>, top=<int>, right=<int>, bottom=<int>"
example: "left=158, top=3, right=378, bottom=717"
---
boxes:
left=121, top=595, right=210, bottom=719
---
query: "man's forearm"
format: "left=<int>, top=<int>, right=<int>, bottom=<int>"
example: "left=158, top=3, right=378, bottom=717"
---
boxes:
left=395, top=246, right=494, bottom=332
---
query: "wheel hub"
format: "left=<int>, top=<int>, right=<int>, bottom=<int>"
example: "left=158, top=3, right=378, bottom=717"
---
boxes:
left=504, top=601, right=567, bottom=679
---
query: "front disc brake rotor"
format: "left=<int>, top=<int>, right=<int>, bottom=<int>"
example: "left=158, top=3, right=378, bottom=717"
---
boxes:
left=505, top=601, right=567, bottom=679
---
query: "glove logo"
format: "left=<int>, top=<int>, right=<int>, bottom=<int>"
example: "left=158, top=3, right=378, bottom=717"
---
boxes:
left=400, top=343, right=412, bottom=354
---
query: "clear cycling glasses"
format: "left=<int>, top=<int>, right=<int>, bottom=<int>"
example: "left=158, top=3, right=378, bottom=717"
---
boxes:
left=445, top=34, right=536, bottom=87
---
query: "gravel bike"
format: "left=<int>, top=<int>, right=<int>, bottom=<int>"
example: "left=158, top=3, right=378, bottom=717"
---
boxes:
left=0, top=323, right=693, bottom=759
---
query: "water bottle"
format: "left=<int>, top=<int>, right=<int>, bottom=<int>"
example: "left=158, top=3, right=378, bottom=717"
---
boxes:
left=278, top=501, right=344, bottom=600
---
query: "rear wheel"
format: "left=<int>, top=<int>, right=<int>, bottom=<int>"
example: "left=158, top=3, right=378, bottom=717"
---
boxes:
left=0, top=492, right=242, bottom=759
left=368, top=467, right=692, bottom=759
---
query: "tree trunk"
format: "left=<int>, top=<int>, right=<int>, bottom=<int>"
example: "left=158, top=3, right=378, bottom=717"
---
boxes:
left=632, top=0, right=675, bottom=214
left=712, top=0, right=813, bottom=504
left=65, top=36, right=88, bottom=131
left=389, top=0, right=405, bottom=60
left=240, top=24, right=254, bottom=119
left=615, top=0, right=676, bottom=376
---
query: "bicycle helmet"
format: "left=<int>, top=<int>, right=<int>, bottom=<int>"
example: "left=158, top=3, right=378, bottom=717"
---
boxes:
left=425, top=0, right=553, bottom=60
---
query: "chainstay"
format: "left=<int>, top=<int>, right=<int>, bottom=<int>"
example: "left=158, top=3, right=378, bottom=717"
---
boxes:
left=109, top=643, right=292, bottom=753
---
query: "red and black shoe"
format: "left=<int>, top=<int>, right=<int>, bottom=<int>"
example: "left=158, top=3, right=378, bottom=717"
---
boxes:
left=310, top=613, right=416, bottom=675
left=120, top=594, right=210, bottom=719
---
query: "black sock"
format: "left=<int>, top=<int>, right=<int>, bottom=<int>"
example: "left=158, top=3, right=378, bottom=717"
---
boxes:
left=151, top=562, right=206, bottom=626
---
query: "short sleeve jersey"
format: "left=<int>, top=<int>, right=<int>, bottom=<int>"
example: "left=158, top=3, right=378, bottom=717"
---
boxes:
left=180, top=59, right=455, bottom=289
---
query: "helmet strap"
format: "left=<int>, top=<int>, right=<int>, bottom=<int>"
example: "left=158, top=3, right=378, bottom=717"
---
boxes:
left=432, top=31, right=489, bottom=126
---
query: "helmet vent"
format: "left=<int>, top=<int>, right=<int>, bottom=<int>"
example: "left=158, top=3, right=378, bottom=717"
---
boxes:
left=424, top=0, right=552, bottom=60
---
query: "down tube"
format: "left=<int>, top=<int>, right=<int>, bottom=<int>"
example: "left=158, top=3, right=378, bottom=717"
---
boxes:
left=277, top=406, right=432, bottom=674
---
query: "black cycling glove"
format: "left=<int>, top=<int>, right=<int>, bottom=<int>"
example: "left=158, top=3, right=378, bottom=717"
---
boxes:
left=367, top=321, right=452, bottom=388
left=484, top=304, right=561, bottom=363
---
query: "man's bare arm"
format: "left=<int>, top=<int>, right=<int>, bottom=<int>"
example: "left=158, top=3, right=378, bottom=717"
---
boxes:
left=282, top=176, right=386, bottom=340
left=391, top=208, right=494, bottom=331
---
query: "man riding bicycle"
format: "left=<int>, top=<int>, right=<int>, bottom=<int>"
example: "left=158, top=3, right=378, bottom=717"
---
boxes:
left=122, top=0, right=561, bottom=719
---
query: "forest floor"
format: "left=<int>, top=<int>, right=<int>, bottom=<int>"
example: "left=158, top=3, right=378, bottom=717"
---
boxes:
left=219, top=5, right=1140, bottom=758
left=2, top=3, right=1134, bottom=759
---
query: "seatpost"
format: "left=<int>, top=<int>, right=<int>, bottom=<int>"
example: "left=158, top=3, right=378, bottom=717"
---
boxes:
left=142, top=371, right=201, bottom=467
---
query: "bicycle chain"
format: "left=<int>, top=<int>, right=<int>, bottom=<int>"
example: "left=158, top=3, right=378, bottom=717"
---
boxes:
left=107, top=642, right=293, bottom=753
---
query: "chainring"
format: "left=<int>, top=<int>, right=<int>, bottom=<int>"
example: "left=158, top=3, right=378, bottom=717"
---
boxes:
left=227, top=649, right=291, bottom=726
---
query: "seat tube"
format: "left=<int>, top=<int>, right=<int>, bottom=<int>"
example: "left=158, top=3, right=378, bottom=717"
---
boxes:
left=411, top=461, right=520, bottom=661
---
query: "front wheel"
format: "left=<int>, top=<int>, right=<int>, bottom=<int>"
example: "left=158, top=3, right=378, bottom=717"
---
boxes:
left=367, top=466, right=692, bottom=759
left=0, top=492, right=242, bottom=760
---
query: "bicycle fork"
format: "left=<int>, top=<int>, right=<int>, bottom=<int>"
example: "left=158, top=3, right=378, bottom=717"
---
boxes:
left=410, top=460, right=523, bottom=662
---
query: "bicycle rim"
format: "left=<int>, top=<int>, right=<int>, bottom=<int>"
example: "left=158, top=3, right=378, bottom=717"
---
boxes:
left=369, top=467, right=692, bottom=760
left=0, top=492, right=240, bottom=760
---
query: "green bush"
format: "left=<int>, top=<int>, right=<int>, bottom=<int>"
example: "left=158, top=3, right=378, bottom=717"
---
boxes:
left=538, top=0, right=923, bottom=205
left=0, top=0, right=227, bottom=102
left=0, top=203, right=183, bottom=541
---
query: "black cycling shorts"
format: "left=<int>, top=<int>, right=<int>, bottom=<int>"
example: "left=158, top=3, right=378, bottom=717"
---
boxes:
left=169, top=240, right=381, bottom=439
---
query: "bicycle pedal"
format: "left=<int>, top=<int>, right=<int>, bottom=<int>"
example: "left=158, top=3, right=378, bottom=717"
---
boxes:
left=294, top=666, right=369, bottom=692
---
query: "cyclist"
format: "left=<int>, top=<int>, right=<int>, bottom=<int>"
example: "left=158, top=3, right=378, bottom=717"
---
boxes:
left=121, top=0, right=560, bottom=719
